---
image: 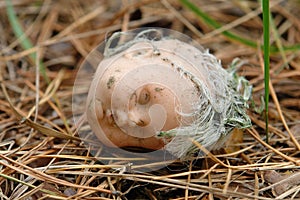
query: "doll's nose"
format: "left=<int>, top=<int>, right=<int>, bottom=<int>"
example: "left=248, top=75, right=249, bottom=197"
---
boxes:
left=128, top=107, right=150, bottom=126
left=127, top=104, right=167, bottom=136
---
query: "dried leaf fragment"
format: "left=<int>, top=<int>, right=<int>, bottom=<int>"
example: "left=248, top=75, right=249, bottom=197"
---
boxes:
left=264, top=170, right=300, bottom=197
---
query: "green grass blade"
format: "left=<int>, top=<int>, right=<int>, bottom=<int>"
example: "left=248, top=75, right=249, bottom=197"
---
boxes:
left=179, top=0, right=257, bottom=48
left=5, top=0, right=49, bottom=83
left=179, top=0, right=300, bottom=54
left=263, top=0, right=270, bottom=143
left=5, top=0, right=33, bottom=53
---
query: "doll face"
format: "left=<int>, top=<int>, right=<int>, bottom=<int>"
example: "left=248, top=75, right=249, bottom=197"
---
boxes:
left=86, top=39, right=200, bottom=149
left=86, top=70, right=181, bottom=149
left=113, top=83, right=180, bottom=138
left=99, top=67, right=179, bottom=138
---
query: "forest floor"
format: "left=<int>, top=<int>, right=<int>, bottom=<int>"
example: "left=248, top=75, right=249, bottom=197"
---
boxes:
left=1, top=0, right=300, bottom=199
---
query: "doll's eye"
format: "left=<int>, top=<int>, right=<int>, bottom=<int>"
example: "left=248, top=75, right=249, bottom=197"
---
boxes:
left=138, top=88, right=150, bottom=105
